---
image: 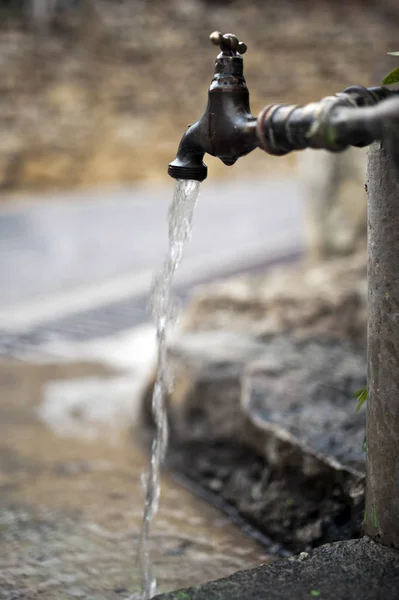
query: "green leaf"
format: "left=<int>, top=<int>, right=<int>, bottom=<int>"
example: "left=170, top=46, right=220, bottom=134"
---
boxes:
left=310, top=592, right=321, bottom=598
left=354, top=387, right=367, bottom=412
left=373, top=504, right=378, bottom=529
left=387, top=51, right=399, bottom=56
left=382, top=66, right=399, bottom=85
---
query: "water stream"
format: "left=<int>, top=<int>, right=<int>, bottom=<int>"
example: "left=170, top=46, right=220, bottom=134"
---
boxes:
left=137, top=179, right=201, bottom=599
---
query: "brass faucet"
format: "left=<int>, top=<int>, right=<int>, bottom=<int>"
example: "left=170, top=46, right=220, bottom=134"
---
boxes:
left=168, top=32, right=399, bottom=182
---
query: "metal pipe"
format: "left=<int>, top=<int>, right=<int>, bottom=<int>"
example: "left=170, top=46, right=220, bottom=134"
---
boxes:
left=256, top=87, right=399, bottom=156
left=365, top=139, right=399, bottom=549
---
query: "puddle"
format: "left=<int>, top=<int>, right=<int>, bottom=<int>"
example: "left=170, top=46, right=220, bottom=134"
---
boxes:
left=39, top=374, right=145, bottom=441
left=0, top=358, right=270, bottom=599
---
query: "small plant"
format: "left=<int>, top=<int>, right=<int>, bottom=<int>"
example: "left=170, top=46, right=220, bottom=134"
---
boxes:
left=354, top=387, right=367, bottom=412
left=382, top=52, right=399, bottom=85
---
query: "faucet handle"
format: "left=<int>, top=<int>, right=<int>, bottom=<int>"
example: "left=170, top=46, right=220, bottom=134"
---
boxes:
left=210, top=31, right=247, bottom=55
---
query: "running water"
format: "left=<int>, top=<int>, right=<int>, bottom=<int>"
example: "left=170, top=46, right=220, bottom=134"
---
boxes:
left=136, top=179, right=200, bottom=599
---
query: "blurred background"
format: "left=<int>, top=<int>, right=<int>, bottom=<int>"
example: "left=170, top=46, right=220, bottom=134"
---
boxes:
left=0, top=0, right=397, bottom=190
left=0, top=1, right=397, bottom=598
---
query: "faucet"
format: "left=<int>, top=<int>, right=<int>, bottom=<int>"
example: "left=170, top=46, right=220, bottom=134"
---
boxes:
left=168, top=32, right=399, bottom=182
left=168, top=32, right=257, bottom=182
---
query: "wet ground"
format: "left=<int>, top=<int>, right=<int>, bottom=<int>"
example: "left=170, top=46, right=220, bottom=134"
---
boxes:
left=0, top=358, right=270, bottom=599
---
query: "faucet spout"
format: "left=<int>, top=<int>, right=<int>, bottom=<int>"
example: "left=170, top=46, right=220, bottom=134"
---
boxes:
left=168, top=122, right=208, bottom=182
left=168, top=32, right=258, bottom=182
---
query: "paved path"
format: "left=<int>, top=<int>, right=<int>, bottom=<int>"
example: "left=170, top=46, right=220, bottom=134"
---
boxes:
left=0, top=176, right=304, bottom=352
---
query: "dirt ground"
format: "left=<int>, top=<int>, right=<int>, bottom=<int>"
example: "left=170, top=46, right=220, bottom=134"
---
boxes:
left=0, top=0, right=398, bottom=194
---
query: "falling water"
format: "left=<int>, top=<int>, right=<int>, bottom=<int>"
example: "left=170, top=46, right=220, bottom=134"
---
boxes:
left=136, top=179, right=200, bottom=599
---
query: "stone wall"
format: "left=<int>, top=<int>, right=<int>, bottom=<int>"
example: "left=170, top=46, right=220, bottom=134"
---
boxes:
left=140, top=251, right=368, bottom=550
